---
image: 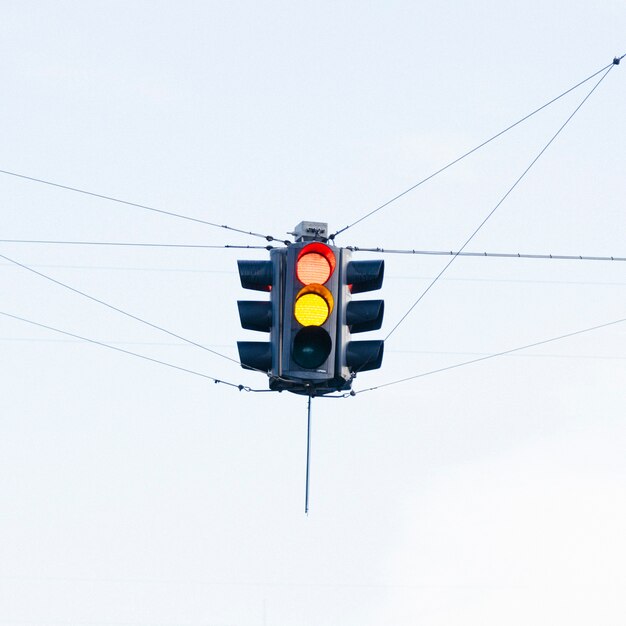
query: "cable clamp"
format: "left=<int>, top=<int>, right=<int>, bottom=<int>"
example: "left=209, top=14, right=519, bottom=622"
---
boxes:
left=613, top=57, right=620, bottom=65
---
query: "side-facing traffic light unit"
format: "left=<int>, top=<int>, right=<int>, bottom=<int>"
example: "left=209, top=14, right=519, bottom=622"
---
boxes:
left=338, top=250, right=385, bottom=377
left=236, top=257, right=275, bottom=373
left=236, top=221, right=384, bottom=395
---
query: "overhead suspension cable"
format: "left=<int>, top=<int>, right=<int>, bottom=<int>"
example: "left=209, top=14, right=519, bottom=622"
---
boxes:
left=0, top=250, right=262, bottom=373
left=1, top=249, right=299, bottom=387
left=330, top=54, right=624, bottom=240
left=384, top=62, right=616, bottom=344
left=4, top=240, right=624, bottom=262
left=353, top=316, right=626, bottom=396
left=347, top=246, right=626, bottom=263
left=0, top=169, right=290, bottom=244
left=0, top=311, right=274, bottom=393
left=0, top=239, right=276, bottom=250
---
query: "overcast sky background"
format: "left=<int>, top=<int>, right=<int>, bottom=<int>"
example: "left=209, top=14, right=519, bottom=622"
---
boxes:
left=1, top=1, right=625, bottom=624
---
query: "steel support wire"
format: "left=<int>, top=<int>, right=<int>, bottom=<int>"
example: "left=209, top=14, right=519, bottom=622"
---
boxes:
left=0, top=239, right=276, bottom=250
left=330, top=54, right=623, bottom=240
left=347, top=247, right=626, bottom=263
left=0, top=169, right=290, bottom=244
left=3, top=241, right=624, bottom=262
left=353, top=317, right=626, bottom=395
left=384, top=62, right=616, bottom=344
left=0, top=250, right=270, bottom=376
left=0, top=311, right=274, bottom=393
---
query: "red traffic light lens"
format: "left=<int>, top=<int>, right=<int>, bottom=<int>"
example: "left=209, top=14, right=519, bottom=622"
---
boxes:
left=296, top=242, right=336, bottom=285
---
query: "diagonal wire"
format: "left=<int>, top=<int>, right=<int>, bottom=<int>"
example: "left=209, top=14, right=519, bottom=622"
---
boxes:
left=0, top=249, right=298, bottom=386
left=0, top=310, right=273, bottom=392
left=0, top=250, right=255, bottom=371
left=330, top=55, right=623, bottom=240
left=0, top=250, right=301, bottom=386
left=0, top=169, right=289, bottom=244
left=354, top=316, right=626, bottom=395
left=384, top=63, right=616, bottom=343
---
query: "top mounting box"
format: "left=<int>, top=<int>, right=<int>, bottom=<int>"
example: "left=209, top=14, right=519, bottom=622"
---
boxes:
left=291, top=221, right=329, bottom=242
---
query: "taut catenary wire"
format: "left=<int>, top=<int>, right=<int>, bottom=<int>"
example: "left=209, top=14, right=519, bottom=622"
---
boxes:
left=0, top=239, right=275, bottom=250
left=0, top=250, right=260, bottom=373
left=353, top=316, right=626, bottom=395
left=0, top=310, right=275, bottom=393
left=348, top=247, right=626, bottom=262
left=330, top=55, right=623, bottom=240
left=0, top=169, right=290, bottom=244
left=3, top=239, right=624, bottom=262
left=383, top=63, right=616, bottom=344
left=0, top=249, right=299, bottom=387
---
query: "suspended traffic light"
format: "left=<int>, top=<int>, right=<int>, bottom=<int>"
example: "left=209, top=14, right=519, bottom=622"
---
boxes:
left=281, top=241, right=339, bottom=386
left=236, top=221, right=385, bottom=395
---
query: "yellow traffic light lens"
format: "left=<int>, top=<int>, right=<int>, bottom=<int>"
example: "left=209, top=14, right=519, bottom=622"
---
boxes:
left=294, top=284, right=334, bottom=326
left=296, top=242, right=336, bottom=285
left=295, top=293, right=328, bottom=326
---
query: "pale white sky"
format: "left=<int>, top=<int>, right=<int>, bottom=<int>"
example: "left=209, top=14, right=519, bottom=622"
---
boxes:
left=1, top=1, right=625, bottom=624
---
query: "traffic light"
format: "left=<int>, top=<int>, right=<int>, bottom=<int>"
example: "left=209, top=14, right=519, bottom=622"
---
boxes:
left=279, top=241, right=341, bottom=393
left=337, top=252, right=385, bottom=377
left=236, top=221, right=385, bottom=395
left=236, top=257, right=276, bottom=373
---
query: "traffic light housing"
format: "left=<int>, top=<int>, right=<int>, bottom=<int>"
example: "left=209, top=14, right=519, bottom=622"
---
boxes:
left=236, top=222, right=384, bottom=395
left=236, top=258, right=276, bottom=373
left=338, top=252, right=385, bottom=376
left=278, top=241, right=342, bottom=393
